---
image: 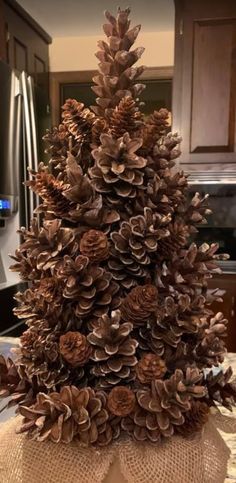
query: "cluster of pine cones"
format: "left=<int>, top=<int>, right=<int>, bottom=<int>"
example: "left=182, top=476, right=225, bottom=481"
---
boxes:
left=0, top=7, right=236, bottom=447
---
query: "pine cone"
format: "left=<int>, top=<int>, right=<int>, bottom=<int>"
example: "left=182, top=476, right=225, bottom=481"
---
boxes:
left=25, top=164, right=75, bottom=220
left=193, top=312, right=227, bottom=367
left=0, top=355, right=38, bottom=408
left=91, top=118, right=108, bottom=149
left=89, top=133, right=147, bottom=204
left=59, top=332, right=92, bottom=367
left=18, top=386, right=113, bottom=446
left=91, top=8, right=145, bottom=117
left=87, top=310, right=138, bottom=388
left=109, top=208, right=170, bottom=287
left=107, top=386, right=135, bottom=416
left=120, top=285, right=158, bottom=327
left=157, top=220, right=190, bottom=260
left=141, top=108, right=170, bottom=155
left=63, top=153, right=120, bottom=227
left=79, top=230, right=109, bottom=263
left=55, top=255, right=121, bottom=318
left=10, top=218, right=77, bottom=280
left=17, top=323, right=75, bottom=390
left=0, top=355, right=20, bottom=397
left=43, top=124, right=70, bottom=175
left=205, top=366, right=236, bottom=410
left=122, top=368, right=206, bottom=441
left=136, top=353, right=167, bottom=384
left=109, top=96, right=143, bottom=139
left=175, top=400, right=209, bottom=436
left=62, top=99, right=95, bottom=142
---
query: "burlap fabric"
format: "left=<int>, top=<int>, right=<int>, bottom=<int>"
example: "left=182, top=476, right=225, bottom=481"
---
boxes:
left=0, top=415, right=234, bottom=483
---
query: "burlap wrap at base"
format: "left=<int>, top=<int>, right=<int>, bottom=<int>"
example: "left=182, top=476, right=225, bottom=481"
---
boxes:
left=0, top=415, right=234, bottom=483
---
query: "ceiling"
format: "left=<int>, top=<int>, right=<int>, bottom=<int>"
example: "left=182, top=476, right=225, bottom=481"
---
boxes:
left=17, top=0, right=175, bottom=38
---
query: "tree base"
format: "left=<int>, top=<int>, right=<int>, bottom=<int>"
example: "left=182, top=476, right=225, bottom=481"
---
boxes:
left=0, top=416, right=231, bottom=483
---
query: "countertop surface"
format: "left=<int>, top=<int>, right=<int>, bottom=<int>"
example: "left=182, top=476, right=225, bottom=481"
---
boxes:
left=0, top=337, right=236, bottom=482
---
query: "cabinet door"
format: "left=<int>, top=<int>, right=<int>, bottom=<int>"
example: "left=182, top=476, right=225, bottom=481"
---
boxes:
left=3, top=1, right=50, bottom=96
left=173, top=0, right=236, bottom=176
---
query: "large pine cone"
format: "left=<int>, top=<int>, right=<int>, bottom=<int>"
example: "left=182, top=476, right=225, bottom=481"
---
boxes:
left=89, top=133, right=147, bottom=204
left=54, top=255, right=121, bottom=318
left=10, top=218, right=77, bottom=281
left=59, top=332, right=92, bottom=367
left=109, top=208, right=170, bottom=287
left=63, top=154, right=120, bottom=227
left=0, top=355, right=37, bottom=408
left=80, top=230, right=109, bottom=263
left=122, top=368, right=206, bottom=441
left=91, top=8, right=145, bottom=117
left=87, top=310, right=138, bottom=388
left=136, top=353, right=167, bottom=384
left=120, top=284, right=158, bottom=327
left=18, top=386, right=113, bottom=446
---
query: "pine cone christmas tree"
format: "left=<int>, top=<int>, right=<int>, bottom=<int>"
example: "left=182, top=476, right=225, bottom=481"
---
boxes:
left=1, top=7, right=236, bottom=447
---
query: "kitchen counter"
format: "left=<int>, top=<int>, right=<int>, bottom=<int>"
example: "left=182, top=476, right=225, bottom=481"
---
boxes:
left=0, top=338, right=236, bottom=481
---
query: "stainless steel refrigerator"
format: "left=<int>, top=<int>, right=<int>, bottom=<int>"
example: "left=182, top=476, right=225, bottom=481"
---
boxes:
left=0, top=60, right=50, bottom=335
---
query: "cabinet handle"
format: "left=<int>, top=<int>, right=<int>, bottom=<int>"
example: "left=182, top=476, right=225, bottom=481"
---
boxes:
left=231, top=296, right=235, bottom=317
left=179, top=19, right=184, bottom=36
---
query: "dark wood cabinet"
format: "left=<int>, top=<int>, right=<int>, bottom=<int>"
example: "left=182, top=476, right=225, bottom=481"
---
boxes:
left=173, top=0, right=236, bottom=176
left=208, top=273, right=236, bottom=352
left=0, top=0, right=51, bottom=95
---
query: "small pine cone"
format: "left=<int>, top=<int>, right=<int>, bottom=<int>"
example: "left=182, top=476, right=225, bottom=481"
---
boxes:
left=109, top=96, right=143, bottom=139
left=107, top=386, right=136, bottom=416
left=18, top=386, right=111, bottom=445
left=59, top=332, right=92, bottom=367
left=136, top=353, right=167, bottom=384
left=120, top=285, right=158, bottom=327
left=175, top=401, right=210, bottom=436
left=79, top=230, right=109, bottom=263
left=87, top=310, right=138, bottom=388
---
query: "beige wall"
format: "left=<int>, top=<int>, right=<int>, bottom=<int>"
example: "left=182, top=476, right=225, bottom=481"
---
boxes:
left=49, top=31, right=174, bottom=71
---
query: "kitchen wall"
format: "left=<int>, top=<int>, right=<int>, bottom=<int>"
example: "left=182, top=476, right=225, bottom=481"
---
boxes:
left=49, top=31, right=174, bottom=71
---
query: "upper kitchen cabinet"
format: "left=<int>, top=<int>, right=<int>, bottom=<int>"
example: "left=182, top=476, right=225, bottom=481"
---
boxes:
left=173, top=0, right=236, bottom=177
left=0, top=0, right=51, bottom=94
